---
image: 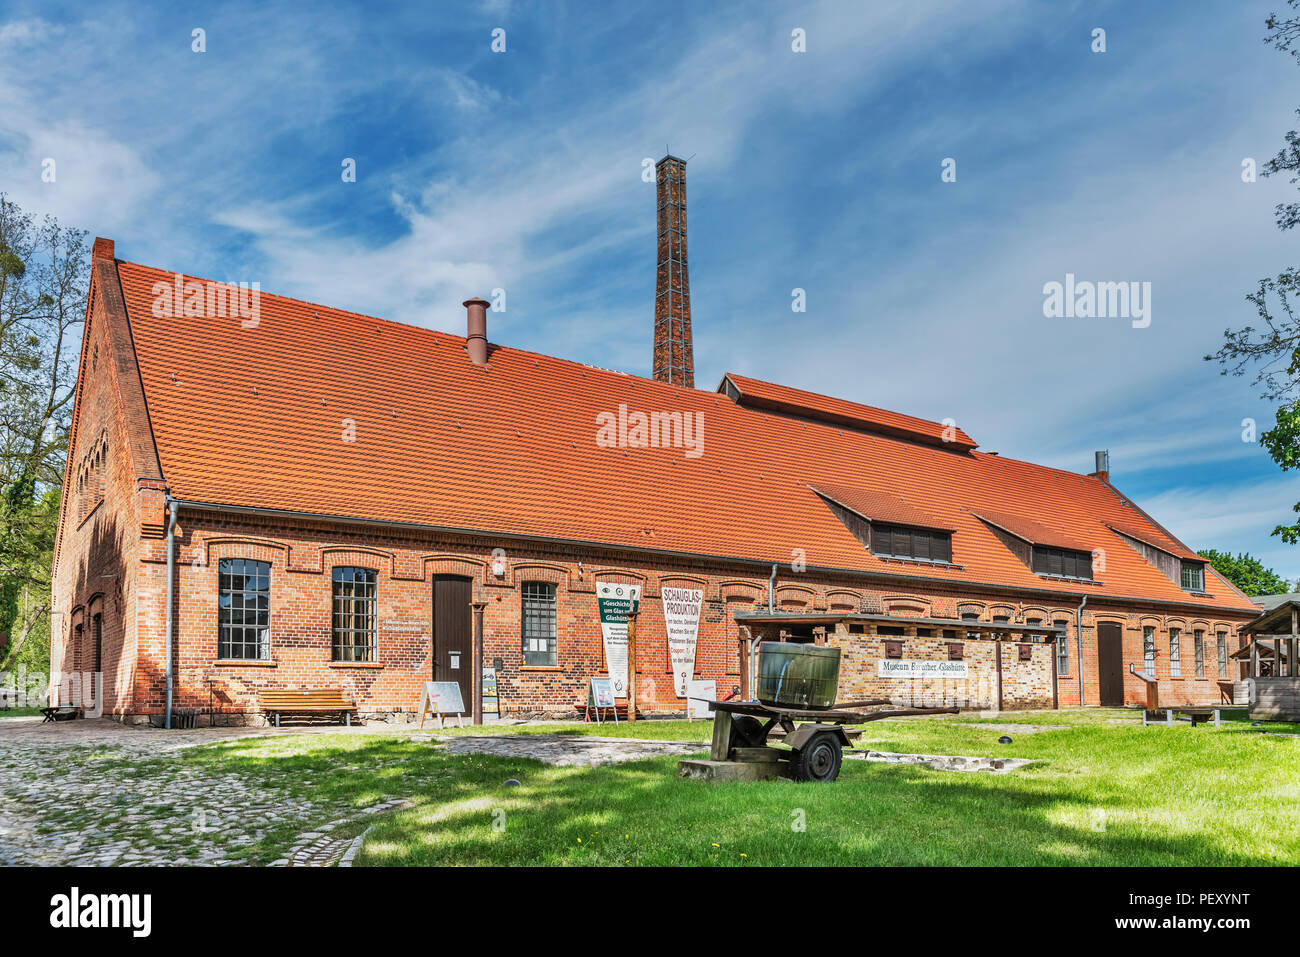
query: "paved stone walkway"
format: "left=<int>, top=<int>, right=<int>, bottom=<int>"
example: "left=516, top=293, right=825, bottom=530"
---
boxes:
left=0, top=717, right=403, bottom=866
left=436, top=733, right=707, bottom=766
left=847, top=749, right=1033, bottom=773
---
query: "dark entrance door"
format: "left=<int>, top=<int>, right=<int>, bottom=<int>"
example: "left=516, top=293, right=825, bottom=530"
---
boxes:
left=432, top=576, right=473, bottom=713
left=1097, top=622, right=1124, bottom=707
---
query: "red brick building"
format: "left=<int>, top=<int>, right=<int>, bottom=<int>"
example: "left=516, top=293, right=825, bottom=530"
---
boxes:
left=49, top=236, right=1259, bottom=724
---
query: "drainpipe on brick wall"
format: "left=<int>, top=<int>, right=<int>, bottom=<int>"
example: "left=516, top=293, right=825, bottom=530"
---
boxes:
left=164, top=498, right=179, bottom=729
left=768, top=564, right=777, bottom=613
left=1075, top=594, right=1088, bottom=707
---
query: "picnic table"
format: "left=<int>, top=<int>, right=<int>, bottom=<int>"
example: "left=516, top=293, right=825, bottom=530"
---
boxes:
left=1142, top=705, right=1245, bottom=728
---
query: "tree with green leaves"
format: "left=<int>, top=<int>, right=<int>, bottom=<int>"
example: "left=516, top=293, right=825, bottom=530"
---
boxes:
left=1209, top=3, right=1300, bottom=543
left=0, top=194, right=87, bottom=677
left=1198, top=549, right=1293, bottom=597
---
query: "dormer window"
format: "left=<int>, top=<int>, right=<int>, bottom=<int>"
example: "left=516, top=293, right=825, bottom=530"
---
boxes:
left=871, top=523, right=952, bottom=563
left=1180, top=563, right=1204, bottom=592
left=1031, top=546, right=1093, bottom=581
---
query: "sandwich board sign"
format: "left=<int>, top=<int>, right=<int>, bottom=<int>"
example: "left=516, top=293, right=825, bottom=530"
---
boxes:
left=687, top=679, right=716, bottom=720
left=662, top=586, right=704, bottom=697
left=418, top=681, right=466, bottom=730
left=586, top=677, right=618, bottom=725
left=595, top=582, right=641, bottom=697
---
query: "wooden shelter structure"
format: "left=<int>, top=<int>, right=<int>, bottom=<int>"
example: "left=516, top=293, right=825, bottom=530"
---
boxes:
left=1233, top=598, right=1300, bottom=720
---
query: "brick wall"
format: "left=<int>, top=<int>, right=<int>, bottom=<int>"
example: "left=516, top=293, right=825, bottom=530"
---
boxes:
left=88, top=509, right=1250, bottom=721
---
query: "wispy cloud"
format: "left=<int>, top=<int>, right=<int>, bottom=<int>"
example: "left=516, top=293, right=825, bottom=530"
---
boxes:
left=1, top=0, right=1297, bottom=576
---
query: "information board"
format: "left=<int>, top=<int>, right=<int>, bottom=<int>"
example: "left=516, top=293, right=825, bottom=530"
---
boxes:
left=586, top=677, right=618, bottom=725
left=663, top=586, right=704, bottom=697
left=418, top=680, right=467, bottom=729
left=686, top=679, right=716, bottom=719
left=596, top=582, right=641, bottom=697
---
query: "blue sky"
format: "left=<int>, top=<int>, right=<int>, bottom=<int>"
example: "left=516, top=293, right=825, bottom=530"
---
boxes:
left=2, top=0, right=1299, bottom=582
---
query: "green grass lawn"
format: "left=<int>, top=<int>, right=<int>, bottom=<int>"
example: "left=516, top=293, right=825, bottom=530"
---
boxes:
left=0, top=707, right=43, bottom=718
left=176, top=709, right=1300, bottom=866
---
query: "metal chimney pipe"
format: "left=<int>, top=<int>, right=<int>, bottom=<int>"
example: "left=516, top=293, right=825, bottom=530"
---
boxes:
left=463, top=298, right=491, bottom=364
left=1095, top=450, right=1109, bottom=474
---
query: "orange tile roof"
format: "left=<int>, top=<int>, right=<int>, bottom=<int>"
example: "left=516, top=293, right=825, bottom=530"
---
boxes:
left=973, top=509, right=1092, bottom=552
left=1104, top=521, right=1204, bottom=562
left=111, top=259, right=1252, bottom=612
left=811, top=484, right=952, bottom=530
left=722, top=373, right=978, bottom=451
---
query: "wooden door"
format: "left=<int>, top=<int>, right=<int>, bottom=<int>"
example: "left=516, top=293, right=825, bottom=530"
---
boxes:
left=1097, top=622, right=1124, bottom=707
left=432, top=576, right=473, bottom=713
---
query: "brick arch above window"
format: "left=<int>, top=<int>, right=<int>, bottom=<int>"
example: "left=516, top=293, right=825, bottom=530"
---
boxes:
left=884, top=595, right=930, bottom=617
left=660, top=574, right=709, bottom=593
left=720, top=580, right=765, bottom=601
left=957, top=602, right=987, bottom=618
left=319, top=545, right=395, bottom=577
left=512, top=562, right=569, bottom=587
left=592, top=569, right=648, bottom=591
left=202, top=537, right=290, bottom=569
left=420, top=554, right=487, bottom=583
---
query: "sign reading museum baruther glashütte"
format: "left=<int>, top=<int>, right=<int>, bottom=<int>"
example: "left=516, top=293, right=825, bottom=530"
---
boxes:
left=878, top=659, right=969, bottom=679
left=596, top=582, right=641, bottom=697
left=661, top=586, right=704, bottom=697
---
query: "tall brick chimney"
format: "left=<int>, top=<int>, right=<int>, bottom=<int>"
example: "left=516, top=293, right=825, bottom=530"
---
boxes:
left=653, top=155, right=694, bottom=387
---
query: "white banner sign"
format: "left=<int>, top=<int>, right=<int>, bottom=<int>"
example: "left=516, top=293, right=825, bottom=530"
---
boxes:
left=596, top=582, right=641, bottom=698
left=662, top=586, right=704, bottom=697
left=878, top=659, right=969, bottom=679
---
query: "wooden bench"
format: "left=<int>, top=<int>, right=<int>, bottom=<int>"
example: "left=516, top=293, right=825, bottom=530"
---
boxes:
left=258, top=689, right=357, bottom=727
left=40, top=705, right=79, bottom=723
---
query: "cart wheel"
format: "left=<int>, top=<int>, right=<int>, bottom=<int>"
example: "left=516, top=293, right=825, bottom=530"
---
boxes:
left=792, top=732, right=842, bottom=782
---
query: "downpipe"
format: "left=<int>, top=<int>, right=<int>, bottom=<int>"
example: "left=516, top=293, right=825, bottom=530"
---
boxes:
left=1075, top=594, right=1088, bottom=707
left=164, top=498, right=179, bottom=729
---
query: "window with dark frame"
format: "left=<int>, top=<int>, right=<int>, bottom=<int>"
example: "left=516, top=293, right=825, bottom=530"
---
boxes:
left=218, top=559, right=270, bottom=661
left=1054, top=620, right=1070, bottom=675
left=1194, top=629, right=1205, bottom=677
left=870, top=523, right=952, bottom=563
left=1143, top=625, right=1155, bottom=677
left=1169, top=628, right=1181, bottom=678
left=1217, top=632, right=1227, bottom=679
left=522, top=581, right=558, bottom=667
left=1031, top=546, right=1094, bottom=580
left=1181, top=563, right=1205, bottom=591
left=331, top=567, right=377, bottom=663
left=961, top=611, right=979, bottom=640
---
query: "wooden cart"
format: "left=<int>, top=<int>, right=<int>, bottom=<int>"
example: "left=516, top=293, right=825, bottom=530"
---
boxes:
left=679, top=698, right=958, bottom=783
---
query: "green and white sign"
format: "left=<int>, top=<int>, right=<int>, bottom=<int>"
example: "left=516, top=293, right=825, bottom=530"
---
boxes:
left=596, top=582, right=641, bottom=697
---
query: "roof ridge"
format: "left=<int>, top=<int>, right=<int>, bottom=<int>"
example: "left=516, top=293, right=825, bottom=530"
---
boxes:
left=117, top=259, right=715, bottom=401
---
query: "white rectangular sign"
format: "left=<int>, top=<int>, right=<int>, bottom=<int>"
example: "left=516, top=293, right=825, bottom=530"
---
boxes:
left=877, top=659, right=969, bottom=679
left=662, top=586, right=704, bottom=697
left=687, top=680, right=716, bottom=719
